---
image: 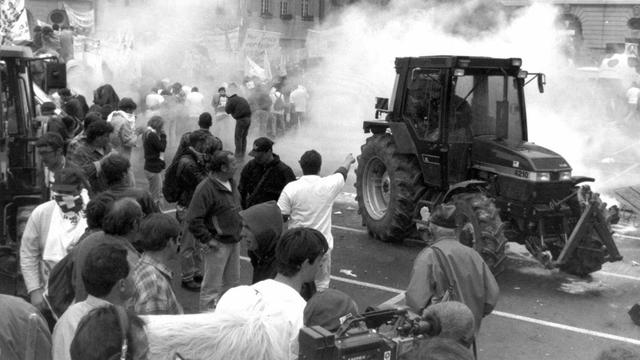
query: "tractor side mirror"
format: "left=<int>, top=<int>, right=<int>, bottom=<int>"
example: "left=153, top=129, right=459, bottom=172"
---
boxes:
left=537, top=73, right=546, bottom=93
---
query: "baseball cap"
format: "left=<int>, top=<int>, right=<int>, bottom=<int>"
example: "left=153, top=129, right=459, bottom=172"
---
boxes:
left=304, top=289, right=359, bottom=332
left=249, top=137, right=274, bottom=157
left=429, top=204, right=457, bottom=229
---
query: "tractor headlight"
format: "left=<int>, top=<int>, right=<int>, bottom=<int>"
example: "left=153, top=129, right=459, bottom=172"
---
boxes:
left=559, top=171, right=572, bottom=181
left=536, top=172, right=551, bottom=181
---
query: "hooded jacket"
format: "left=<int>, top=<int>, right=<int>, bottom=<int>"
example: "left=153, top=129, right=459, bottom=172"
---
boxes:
left=239, top=201, right=283, bottom=283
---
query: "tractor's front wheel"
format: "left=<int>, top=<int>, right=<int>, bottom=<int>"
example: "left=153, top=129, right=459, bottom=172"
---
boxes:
left=453, top=192, right=508, bottom=275
left=356, top=134, right=426, bottom=242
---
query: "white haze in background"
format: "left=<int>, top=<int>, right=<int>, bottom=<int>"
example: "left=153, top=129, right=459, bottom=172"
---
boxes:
left=300, top=0, right=639, bottom=193
left=66, top=0, right=639, bottom=192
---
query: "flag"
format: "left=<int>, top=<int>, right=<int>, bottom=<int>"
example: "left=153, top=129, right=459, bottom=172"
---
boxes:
left=263, top=51, right=272, bottom=80
left=245, top=56, right=266, bottom=80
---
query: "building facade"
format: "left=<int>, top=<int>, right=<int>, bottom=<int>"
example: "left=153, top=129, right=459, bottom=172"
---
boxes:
left=502, top=0, right=640, bottom=60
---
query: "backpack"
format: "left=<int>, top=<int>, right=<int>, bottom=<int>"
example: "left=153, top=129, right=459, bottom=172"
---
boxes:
left=46, top=251, right=77, bottom=319
left=273, top=94, right=285, bottom=111
left=163, top=159, right=182, bottom=203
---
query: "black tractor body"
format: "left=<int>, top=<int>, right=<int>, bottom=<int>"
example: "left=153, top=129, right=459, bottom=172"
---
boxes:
left=356, top=55, right=621, bottom=276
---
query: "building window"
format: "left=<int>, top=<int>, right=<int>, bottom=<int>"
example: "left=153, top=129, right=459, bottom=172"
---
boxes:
left=301, top=0, right=310, bottom=17
left=280, top=1, right=288, bottom=15
left=261, top=0, right=270, bottom=14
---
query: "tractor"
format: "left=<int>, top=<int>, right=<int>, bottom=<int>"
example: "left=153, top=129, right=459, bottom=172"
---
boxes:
left=355, top=56, right=622, bottom=276
left=0, top=44, right=64, bottom=296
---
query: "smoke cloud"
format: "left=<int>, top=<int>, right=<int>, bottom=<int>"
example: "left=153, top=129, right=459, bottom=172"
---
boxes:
left=65, top=0, right=639, bottom=194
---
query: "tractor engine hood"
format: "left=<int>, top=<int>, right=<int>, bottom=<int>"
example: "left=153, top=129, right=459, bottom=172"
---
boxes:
left=471, top=137, right=573, bottom=181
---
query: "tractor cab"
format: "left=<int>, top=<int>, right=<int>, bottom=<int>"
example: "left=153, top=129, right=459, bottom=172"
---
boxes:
left=369, top=56, right=544, bottom=188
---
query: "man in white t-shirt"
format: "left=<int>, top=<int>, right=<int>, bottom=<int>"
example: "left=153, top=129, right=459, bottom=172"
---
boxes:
left=277, top=150, right=355, bottom=291
left=625, top=81, right=640, bottom=123
left=216, top=228, right=328, bottom=360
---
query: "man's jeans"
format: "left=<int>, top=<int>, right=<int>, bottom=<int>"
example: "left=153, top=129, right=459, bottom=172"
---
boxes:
left=314, top=250, right=332, bottom=292
left=176, top=206, right=202, bottom=282
left=200, top=241, right=240, bottom=312
left=144, top=170, right=163, bottom=208
left=234, top=117, right=251, bottom=157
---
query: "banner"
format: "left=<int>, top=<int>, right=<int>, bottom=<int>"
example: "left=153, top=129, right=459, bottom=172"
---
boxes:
left=199, top=27, right=239, bottom=53
left=242, top=28, right=281, bottom=62
left=64, top=2, right=95, bottom=33
left=1, top=0, right=28, bottom=44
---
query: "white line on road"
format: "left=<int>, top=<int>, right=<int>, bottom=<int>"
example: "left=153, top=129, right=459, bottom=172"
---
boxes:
left=332, top=225, right=368, bottom=234
left=615, top=233, right=640, bottom=241
left=379, top=293, right=406, bottom=308
left=239, top=244, right=638, bottom=345
left=492, top=311, right=640, bottom=346
left=597, top=271, right=640, bottom=281
left=330, top=275, right=404, bottom=294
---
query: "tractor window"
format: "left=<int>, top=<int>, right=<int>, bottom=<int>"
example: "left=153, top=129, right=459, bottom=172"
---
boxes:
left=404, top=69, right=442, bottom=141
left=453, top=73, right=523, bottom=142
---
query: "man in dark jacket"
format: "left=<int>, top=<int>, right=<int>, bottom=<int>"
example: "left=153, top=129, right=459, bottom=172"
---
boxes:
left=239, top=137, right=295, bottom=209
left=186, top=150, right=242, bottom=311
left=225, top=83, right=252, bottom=158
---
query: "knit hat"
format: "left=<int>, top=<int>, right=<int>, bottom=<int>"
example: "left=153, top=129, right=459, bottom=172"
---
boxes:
left=422, top=301, right=475, bottom=344
left=429, top=204, right=457, bottom=229
left=304, top=289, right=359, bottom=332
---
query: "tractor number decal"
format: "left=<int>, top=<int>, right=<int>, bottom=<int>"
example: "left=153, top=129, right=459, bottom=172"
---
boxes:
left=514, top=169, right=529, bottom=178
left=422, top=154, right=440, bottom=164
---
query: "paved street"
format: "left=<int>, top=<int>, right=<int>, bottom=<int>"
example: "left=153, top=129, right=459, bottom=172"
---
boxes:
left=158, top=195, right=640, bottom=360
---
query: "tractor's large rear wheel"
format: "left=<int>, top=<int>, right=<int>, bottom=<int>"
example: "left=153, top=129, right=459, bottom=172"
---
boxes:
left=453, top=192, right=508, bottom=275
left=356, top=134, right=426, bottom=242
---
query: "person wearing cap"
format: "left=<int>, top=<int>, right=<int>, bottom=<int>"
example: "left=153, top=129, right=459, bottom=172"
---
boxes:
left=107, top=97, right=139, bottom=160
left=277, top=150, right=355, bottom=292
left=303, top=289, right=359, bottom=332
left=239, top=137, right=295, bottom=210
left=405, top=204, right=499, bottom=338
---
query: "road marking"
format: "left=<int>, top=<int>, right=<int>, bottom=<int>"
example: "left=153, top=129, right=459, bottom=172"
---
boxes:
left=379, top=293, right=406, bottom=307
left=597, top=271, right=640, bottom=281
left=492, top=311, right=640, bottom=346
left=241, top=243, right=637, bottom=345
left=330, top=275, right=404, bottom=294
left=332, top=225, right=368, bottom=234
left=615, top=233, right=640, bottom=241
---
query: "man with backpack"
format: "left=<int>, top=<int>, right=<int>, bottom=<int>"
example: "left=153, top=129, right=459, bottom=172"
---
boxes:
left=405, top=204, right=499, bottom=337
left=164, top=131, right=220, bottom=291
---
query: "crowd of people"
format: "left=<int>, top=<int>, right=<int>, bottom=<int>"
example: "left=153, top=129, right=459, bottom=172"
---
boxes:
left=2, top=77, right=637, bottom=360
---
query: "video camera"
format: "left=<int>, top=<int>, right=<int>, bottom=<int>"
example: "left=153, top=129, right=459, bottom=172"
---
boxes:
left=299, top=307, right=440, bottom=360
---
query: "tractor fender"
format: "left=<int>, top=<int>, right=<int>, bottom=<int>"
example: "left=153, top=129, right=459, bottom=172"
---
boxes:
left=442, top=180, right=487, bottom=203
left=571, top=176, right=595, bottom=186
